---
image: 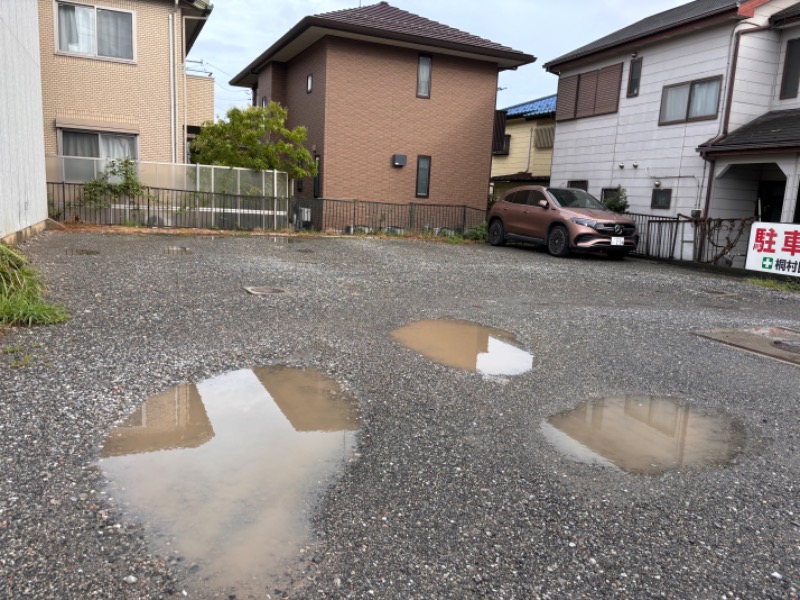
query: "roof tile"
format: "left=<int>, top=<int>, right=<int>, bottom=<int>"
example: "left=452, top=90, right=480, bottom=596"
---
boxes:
left=503, top=94, right=557, bottom=118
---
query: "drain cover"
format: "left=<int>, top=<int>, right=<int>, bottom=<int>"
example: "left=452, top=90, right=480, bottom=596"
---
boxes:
left=697, top=327, right=800, bottom=366
left=244, top=286, right=286, bottom=296
left=773, top=340, right=800, bottom=354
left=164, top=246, right=191, bottom=255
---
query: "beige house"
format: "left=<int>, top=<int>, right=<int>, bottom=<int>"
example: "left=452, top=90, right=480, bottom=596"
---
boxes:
left=39, top=0, right=214, bottom=182
left=490, top=94, right=556, bottom=199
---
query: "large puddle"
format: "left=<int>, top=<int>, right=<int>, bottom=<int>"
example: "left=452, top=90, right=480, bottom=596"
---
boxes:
left=542, top=395, right=746, bottom=474
left=390, top=319, right=533, bottom=376
left=99, top=367, right=358, bottom=594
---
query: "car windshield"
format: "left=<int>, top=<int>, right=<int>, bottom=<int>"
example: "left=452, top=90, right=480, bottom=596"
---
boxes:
left=547, top=188, right=606, bottom=210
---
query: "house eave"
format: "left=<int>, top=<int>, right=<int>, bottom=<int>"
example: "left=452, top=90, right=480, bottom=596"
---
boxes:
left=544, top=9, right=741, bottom=74
left=698, top=144, right=800, bottom=158
left=231, top=16, right=535, bottom=88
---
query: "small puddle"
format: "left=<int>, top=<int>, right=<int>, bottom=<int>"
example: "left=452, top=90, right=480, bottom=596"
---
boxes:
left=163, top=246, right=191, bottom=255
left=390, top=319, right=532, bottom=376
left=65, top=249, right=99, bottom=256
left=244, top=286, right=286, bottom=295
left=542, top=395, right=746, bottom=474
left=99, top=367, right=358, bottom=594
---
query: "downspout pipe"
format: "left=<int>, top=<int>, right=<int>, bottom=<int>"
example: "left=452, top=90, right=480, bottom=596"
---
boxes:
left=702, top=24, right=771, bottom=216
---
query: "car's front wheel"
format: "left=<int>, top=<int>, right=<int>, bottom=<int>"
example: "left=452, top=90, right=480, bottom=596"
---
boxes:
left=488, top=219, right=506, bottom=246
left=547, top=225, right=571, bottom=257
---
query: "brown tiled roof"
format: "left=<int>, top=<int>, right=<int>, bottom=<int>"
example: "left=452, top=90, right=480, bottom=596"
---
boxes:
left=231, top=2, right=534, bottom=87
left=316, top=2, right=520, bottom=54
left=698, top=109, right=800, bottom=155
left=544, top=0, right=740, bottom=71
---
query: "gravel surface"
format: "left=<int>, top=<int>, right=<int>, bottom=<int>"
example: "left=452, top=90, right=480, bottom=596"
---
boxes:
left=1, top=229, right=799, bottom=599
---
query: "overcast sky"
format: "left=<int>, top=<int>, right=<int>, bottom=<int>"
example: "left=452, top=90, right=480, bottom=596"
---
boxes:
left=189, top=0, right=690, bottom=118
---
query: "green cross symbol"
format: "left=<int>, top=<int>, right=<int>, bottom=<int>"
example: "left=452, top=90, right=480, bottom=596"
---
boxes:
left=762, top=257, right=774, bottom=269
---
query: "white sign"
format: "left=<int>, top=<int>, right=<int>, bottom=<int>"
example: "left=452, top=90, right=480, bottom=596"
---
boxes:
left=745, top=222, right=800, bottom=277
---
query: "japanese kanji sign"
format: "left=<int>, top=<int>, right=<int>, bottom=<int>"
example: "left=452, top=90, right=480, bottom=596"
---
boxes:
left=745, top=222, right=800, bottom=278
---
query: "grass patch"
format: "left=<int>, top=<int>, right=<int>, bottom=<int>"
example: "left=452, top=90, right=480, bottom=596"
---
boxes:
left=747, top=277, right=800, bottom=293
left=0, top=243, right=68, bottom=327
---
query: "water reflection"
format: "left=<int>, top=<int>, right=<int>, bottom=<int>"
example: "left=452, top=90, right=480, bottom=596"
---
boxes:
left=99, top=367, right=358, bottom=594
left=390, top=319, right=533, bottom=376
left=542, top=395, right=746, bottom=474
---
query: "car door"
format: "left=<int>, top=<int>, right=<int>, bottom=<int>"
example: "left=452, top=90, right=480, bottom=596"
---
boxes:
left=497, top=190, right=531, bottom=236
left=525, top=188, right=551, bottom=240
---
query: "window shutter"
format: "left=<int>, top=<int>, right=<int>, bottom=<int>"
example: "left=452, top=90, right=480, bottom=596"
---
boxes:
left=576, top=71, right=598, bottom=118
left=595, top=63, right=623, bottom=115
left=492, top=110, right=507, bottom=152
left=556, top=75, right=579, bottom=121
left=534, top=125, right=555, bottom=149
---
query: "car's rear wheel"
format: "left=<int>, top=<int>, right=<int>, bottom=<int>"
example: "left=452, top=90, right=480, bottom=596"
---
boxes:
left=488, top=219, right=506, bottom=246
left=547, top=225, right=571, bottom=257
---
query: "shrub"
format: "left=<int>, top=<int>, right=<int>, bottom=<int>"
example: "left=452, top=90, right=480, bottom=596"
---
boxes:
left=604, top=187, right=629, bottom=213
left=0, top=244, right=68, bottom=326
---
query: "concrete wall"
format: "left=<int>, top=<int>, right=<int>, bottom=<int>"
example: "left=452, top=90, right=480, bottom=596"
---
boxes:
left=0, top=0, right=48, bottom=241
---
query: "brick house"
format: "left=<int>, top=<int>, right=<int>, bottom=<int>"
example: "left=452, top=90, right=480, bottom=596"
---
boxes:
left=230, top=2, right=534, bottom=213
left=39, top=0, right=214, bottom=182
left=490, top=94, right=557, bottom=199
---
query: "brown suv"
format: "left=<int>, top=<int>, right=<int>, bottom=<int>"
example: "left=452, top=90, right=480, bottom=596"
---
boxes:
left=487, top=186, right=638, bottom=258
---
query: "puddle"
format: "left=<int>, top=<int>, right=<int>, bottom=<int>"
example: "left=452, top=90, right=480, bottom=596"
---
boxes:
left=65, top=249, right=99, bottom=256
left=99, top=367, right=358, bottom=594
left=163, top=246, right=191, bottom=255
left=542, top=395, right=746, bottom=474
left=266, top=237, right=297, bottom=244
left=390, top=319, right=533, bottom=376
left=244, top=286, right=286, bottom=295
left=697, top=326, right=800, bottom=366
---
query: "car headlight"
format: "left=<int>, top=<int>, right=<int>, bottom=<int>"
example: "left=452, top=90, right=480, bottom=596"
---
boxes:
left=571, top=218, right=597, bottom=228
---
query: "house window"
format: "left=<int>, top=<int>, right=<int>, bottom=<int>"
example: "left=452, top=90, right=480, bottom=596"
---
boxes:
left=601, top=188, right=617, bottom=202
left=493, top=135, right=511, bottom=156
left=416, top=155, right=431, bottom=198
left=659, top=77, right=721, bottom=125
left=556, top=63, right=623, bottom=121
left=567, top=180, right=588, bottom=191
left=651, top=189, right=672, bottom=209
left=261, top=96, right=268, bottom=107
left=627, top=57, right=643, bottom=97
left=61, top=130, right=137, bottom=159
left=417, top=54, right=432, bottom=98
left=780, top=38, right=800, bottom=99
left=307, top=74, right=313, bottom=93
left=57, top=2, right=134, bottom=61
left=534, top=125, right=555, bottom=149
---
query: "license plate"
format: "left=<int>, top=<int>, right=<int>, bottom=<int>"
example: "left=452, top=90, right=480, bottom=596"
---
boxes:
left=611, top=237, right=624, bottom=246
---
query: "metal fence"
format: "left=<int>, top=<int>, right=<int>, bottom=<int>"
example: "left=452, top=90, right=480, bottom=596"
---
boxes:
left=627, top=212, right=681, bottom=260
left=292, top=197, right=486, bottom=235
left=48, top=183, right=486, bottom=235
left=48, top=183, right=290, bottom=230
left=693, top=217, right=755, bottom=267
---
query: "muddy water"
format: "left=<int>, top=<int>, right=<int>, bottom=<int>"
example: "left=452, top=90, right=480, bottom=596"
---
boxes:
left=163, top=246, right=191, bottom=255
left=65, top=249, right=100, bottom=255
left=390, top=319, right=533, bottom=376
left=542, top=395, right=746, bottom=474
left=99, top=367, right=358, bottom=594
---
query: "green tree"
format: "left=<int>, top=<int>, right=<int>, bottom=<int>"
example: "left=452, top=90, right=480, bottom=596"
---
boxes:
left=190, top=102, right=317, bottom=180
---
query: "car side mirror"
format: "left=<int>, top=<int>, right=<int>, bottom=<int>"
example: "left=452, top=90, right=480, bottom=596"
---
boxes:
left=538, top=199, right=549, bottom=209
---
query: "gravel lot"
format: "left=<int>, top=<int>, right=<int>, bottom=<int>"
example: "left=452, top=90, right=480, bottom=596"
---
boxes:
left=1, top=228, right=799, bottom=599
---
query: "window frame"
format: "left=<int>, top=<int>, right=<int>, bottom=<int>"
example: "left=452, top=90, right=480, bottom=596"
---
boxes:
left=54, top=1, right=137, bottom=63
left=58, top=128, right=139, bottom=160
left=416, top=155, right=431, bottom=198
left=780, top=38, right=800, bottom=100
left=417, top=54, right=432, bottom=99
left=651, top=188, right=672, bottom=209
left=567, top=180, right=589, bottom=191
left=658, top=76, right=722, bottom=126
left=627, top=57, right=643, bottom=98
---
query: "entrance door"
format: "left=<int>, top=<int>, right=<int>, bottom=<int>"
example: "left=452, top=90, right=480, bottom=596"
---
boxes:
left=757, top=181, right=785, bottom=222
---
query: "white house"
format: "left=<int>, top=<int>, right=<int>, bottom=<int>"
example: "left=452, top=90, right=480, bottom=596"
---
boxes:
left=545, top=0, right=800, bottom=262
left=0, top=0, right=48, bottom=243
